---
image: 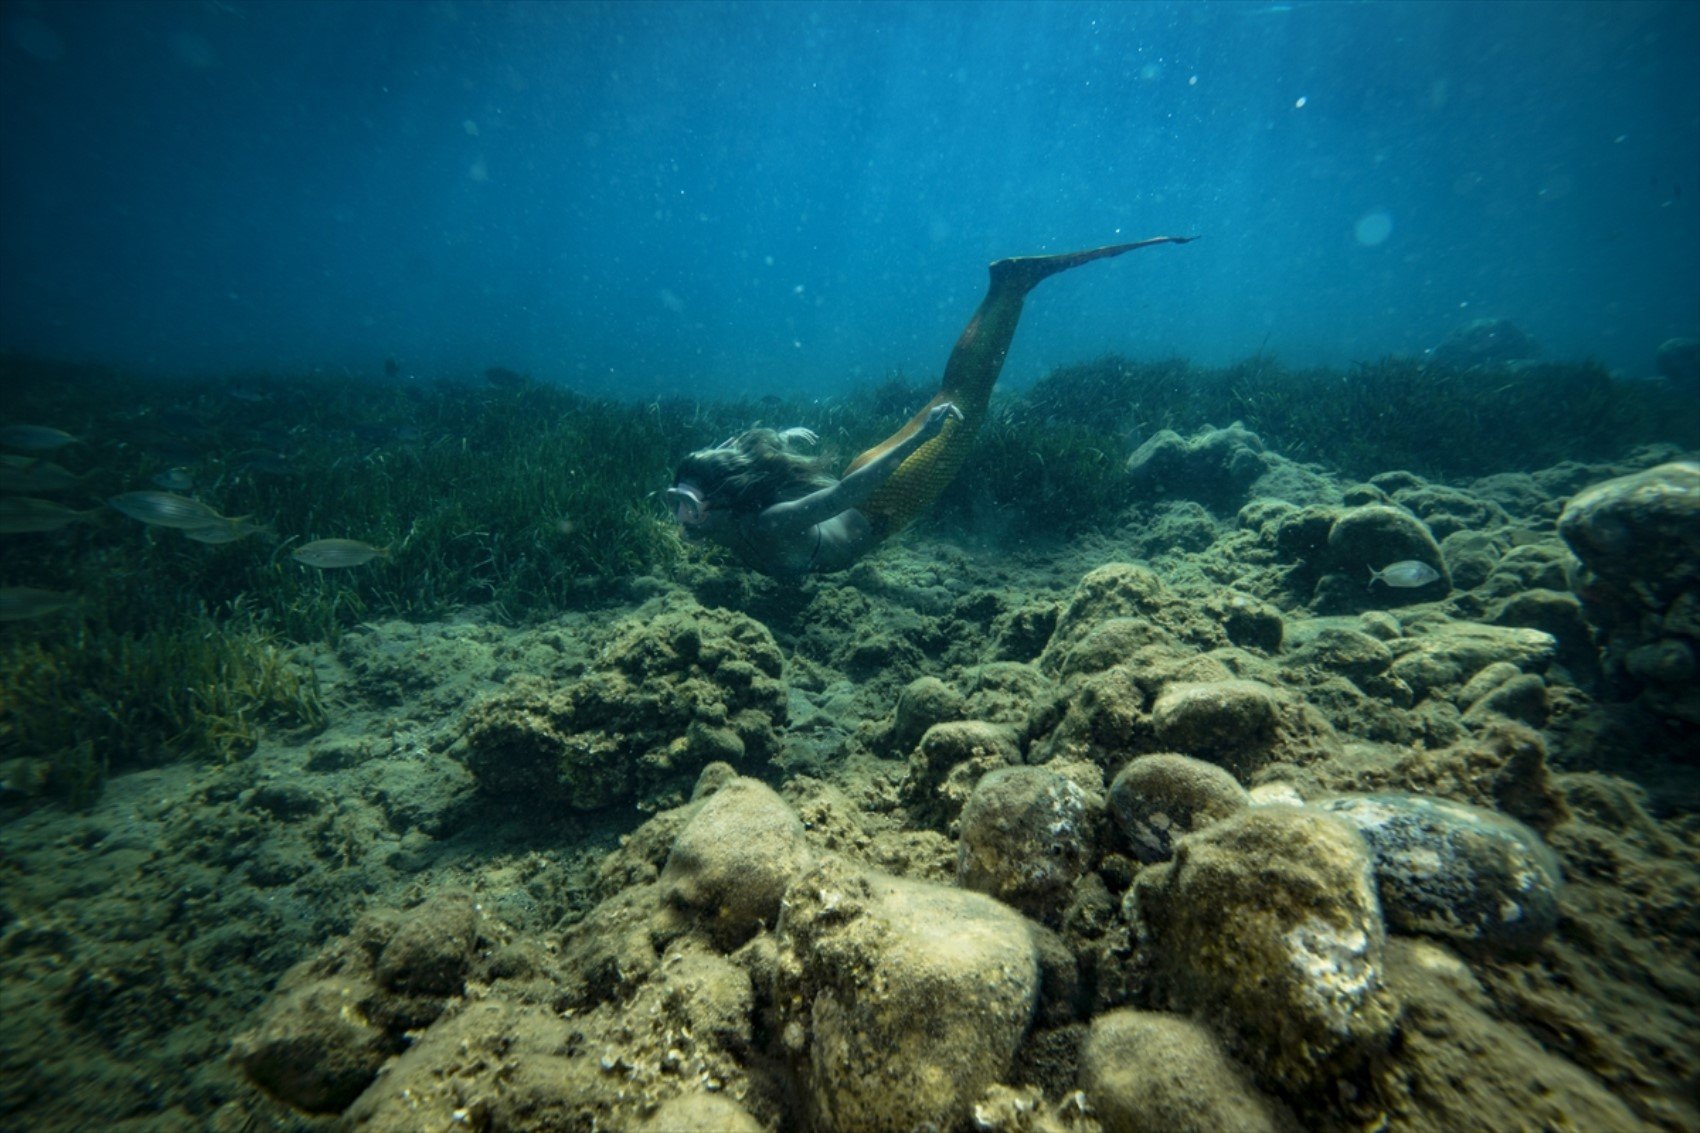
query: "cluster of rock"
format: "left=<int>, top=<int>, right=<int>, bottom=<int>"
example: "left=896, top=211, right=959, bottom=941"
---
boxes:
left=459, top=594, right=787, bottom=811
left=224, top=439, right=1695, bottom=1130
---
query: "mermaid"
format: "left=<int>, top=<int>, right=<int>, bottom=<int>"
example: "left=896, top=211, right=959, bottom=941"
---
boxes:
left=665, top=236, right=1193, bottom=577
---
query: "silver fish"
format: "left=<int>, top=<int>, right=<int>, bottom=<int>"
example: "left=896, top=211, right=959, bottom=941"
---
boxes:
left=0, top=425, right=79, bottom=452
left=0, top=455, right=79, bottom=494
left=107, top=490, right=229, bottom=530
left=183, top=517, right=271, bottom=545
left=293, top=538, right=388, bottom=568
left=0, top=497, right=101, bottom=533
left=151, top=467, right=195, bottom=491
left=1368, top=560, right=1443, bottom=589
left=0, top=587, right=79, bottom=621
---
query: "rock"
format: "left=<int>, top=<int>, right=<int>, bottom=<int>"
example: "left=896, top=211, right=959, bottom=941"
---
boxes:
left=1079, top=1009, right=1284, bottom=1133
left=1492, top=589, right=1590, bottom=653
left=460, top=596, right=787, bottom=811
left=1284, top=623, right=1393, bottom=683
left=957, top=766, right=1104, bottom=924
left=900, top=720, right=1020, bottom=830
left=1128, top=806, right=1400, bottom=1090
left=1625, top=638, right=1696, bottom=685
left=1055, top=617, right=1177, bottom=677
left=1041, top=563, right=1212, bottom=674
left=661, top=778, right=814, bottom=948
left=890, top=676, right=964, bottom=756
left=1463, top=672, right=1548, bottom=729
left=1373, top=939, right=1649, bottom=1131
left=1149, top=680, right=1271, bottom=775
left=1427, top=317, right=1540, bottom=370
left=1440, top=529, right=1505, bottom=591
left=230, top=975, right=397, bottom=1114
left=1108, top=754, right=1249, bottom=863
left=1205, top=591, right=1285, bottom=653
left=1325, top=505, right=1448, bottom=600
left=1454, top=661, right=1521, bottom=708
left=774, top=859, right=1040, bottom=1133
left=636, top=1094, right=763, bottom=1133
left=1386, top=623, right=1557, bottom=702
left=1655, top=337, right=1700, bottom=386
left=1560, top=462, right=1700, bottom=609
left=1388, top=485, right=1510, bottom=541
left=375, top=892, right=479, bottom=997
left=1125, top=423, right=1272, bottom=513
left=1313, top=793, right=1562, bottom=956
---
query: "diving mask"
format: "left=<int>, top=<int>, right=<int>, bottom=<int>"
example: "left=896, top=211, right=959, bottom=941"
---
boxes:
left=665, top=483, right=707, bottom=526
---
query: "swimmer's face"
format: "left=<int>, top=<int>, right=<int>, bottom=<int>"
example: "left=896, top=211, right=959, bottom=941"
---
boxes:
left=665, top=481, right=709, bottom=529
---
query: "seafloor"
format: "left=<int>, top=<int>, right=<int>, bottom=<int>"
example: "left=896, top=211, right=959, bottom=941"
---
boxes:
left=2, top=410, right=1698, bottom=1131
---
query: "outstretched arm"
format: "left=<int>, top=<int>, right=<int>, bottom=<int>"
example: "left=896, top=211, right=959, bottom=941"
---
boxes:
left=755, top=402, right=963, bottom=534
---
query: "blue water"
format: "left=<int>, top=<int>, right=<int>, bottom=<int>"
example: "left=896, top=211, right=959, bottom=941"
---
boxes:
left=2, top=0, right=1696, bottom=400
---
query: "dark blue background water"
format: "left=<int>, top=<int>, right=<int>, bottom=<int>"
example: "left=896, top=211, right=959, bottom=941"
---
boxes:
left=3, top=0, right=1696, bottom=400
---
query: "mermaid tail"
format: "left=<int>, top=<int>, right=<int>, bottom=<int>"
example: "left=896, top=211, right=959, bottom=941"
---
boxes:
left=849, top=236, right=1194, bottom=539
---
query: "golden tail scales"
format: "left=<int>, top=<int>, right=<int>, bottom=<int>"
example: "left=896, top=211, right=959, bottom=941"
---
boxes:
left=849, top=235, right=1195, bottom=539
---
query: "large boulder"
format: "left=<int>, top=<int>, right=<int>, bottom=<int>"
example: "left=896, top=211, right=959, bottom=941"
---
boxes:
left=1079, top=1009, right=1285, bottom=1133
left=773, top=859, right=1040, bottom=1132
left=1128, top=806, right=1401, bottom=1091
left=660, top=777, right=814, bottom=948
left=957, top=765, right=1104, bottom=924
left=1108, top=753, right=1249, bottom=863
left=1314, top=793, right=1562, bottom=956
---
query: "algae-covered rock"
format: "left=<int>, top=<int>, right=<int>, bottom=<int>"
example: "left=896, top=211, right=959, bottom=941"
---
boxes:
left=1368, top=939, right=1647, bottom=1131
left=1149, top=678, right=1337, bottom=778
left=661, top=777, right=813, bottom=948
left=889, top=675, right=964, bottom=756
left=1204, top=590, right=1285, bottom=653
left=230, top=975, right=398, bottom=1114
left=1040, top=563, right=1221, bottom=675
left=957, top=765, right=1103, bottom=924
left=461, top=595, right=786, bottom=811
left=1125, top=423, right=1272, bottom=513
left=774, top=859, right=1040, bottom=1133
left=1108, top=753, right=1249, bottom=863
left=1324, top=504, right=1448, bottom=603
left=374, top=891, right=479, bottom=997
left=900, top=719, right=1020, bottom=830
left=1386, top=622, right=1557, bottom=702
left=1129, top=806, right=1400, bottom=1091
left=1559, top=461, right=1700, bottom=607
left=1079, top=1009, right=1285, bottom=1133
left=1313, top=793, right=1562, bottom=955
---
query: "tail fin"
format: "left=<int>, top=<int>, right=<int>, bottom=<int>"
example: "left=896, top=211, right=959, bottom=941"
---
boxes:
left=988, top=235, right=1197, bottom=298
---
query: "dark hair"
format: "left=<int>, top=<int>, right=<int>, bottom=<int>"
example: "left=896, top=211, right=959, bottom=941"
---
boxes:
left=673, top=428, right=835, bottom=514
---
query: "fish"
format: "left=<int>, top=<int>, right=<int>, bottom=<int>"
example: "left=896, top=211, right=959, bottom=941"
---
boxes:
left=151, top=467, right=195, bottom=491
left=182, top=517, right=272, bottom=545
left=0, top=455, right=79, bottom=494
left=484, top=366, right=529, bottom=389
left=0, top=587, right=80, bottom=621
left=1368, top=560, right=1443, bottom=589
left=0, top=497, right=101, bottom=533
left=0, top=425, right=79, bottom=452
left=233, top=449, right=293, bottom=477
left=292, top=538, right=388, bottom=568
left=107, top=490, right=230, bottom=530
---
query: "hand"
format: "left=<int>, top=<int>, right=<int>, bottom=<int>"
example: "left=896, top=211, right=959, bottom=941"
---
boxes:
left=917, top=401, right=964, bottom=440
left=778, top=426, right=819, bottom=448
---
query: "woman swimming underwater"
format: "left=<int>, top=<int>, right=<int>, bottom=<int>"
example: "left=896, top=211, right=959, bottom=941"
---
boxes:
left=665, top=236, right=1194, bottom=578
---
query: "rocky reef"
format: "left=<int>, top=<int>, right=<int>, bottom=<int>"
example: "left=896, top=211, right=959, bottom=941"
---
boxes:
left=3, top=433, right=1697, bottom=1133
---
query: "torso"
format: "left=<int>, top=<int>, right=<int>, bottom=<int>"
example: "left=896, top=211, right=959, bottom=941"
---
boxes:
left=728, top=509, right=872, bottom=577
